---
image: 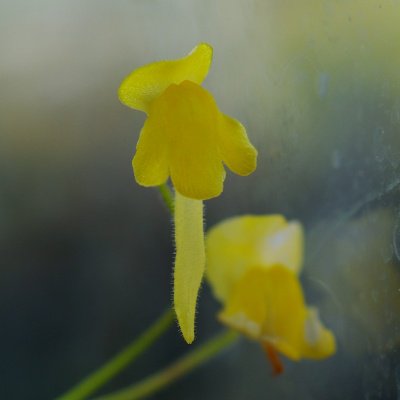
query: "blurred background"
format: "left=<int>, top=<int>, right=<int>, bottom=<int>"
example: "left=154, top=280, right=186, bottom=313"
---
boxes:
left=1, top=0, right=400, bottom=398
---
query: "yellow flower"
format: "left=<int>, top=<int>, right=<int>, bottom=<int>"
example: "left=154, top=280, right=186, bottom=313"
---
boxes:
left=206, top=215, right=335, bottom=372
left=118, top=44, right=257, bottom=344
left=118, top=43, right=257, bottom=200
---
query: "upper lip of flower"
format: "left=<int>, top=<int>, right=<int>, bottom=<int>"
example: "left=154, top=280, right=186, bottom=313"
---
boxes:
left=118, top=43, right=214, bottom=114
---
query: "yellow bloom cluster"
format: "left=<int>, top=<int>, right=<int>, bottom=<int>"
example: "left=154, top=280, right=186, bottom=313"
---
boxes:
left=206, top=215, right=335, bottom=370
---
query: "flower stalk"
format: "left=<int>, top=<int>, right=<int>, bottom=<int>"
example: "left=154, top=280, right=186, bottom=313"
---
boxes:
left=56, top=309, right=174, bottom=400
left=158, top=183, right=174, bottom=215
left=93, top=330, right=239, bottom=400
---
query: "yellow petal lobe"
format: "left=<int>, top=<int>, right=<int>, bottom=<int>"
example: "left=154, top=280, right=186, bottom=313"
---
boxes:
left=151, top=80, right=225, bottom=200
left=118, top=43, right=213, bottom=113
left=219, top=266, right=306, bottom=360
left=206, top=215, right=304, bottom=302
left=174, top=191, right=205, bottom=344
left=218, top=114, right=257, bottom=176
left=132, top=112, right=169, bottom=187
left=300, top=307, right=336, bottom=359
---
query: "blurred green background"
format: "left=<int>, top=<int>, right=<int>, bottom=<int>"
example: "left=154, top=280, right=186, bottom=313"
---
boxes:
left=1, top=0, right=400, bottom=398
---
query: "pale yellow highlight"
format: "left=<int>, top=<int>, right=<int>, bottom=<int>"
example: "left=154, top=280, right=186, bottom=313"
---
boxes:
left=301, top=307, right=336, bottom=359
left=206, top=215, right=303, bottom=302
left=173, top=191, right=205, bottom=344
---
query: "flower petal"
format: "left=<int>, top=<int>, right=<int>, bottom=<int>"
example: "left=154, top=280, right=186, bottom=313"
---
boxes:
left=300, top=307, right=336, bottom=359
left=206, top=215, right=303, bottom=302
left=219, top=266, right=306, bottom=360
left=153, top=80, right=225, bottom=200
left=174, top=192, right=205, bottom=344
left=118, top=43, right=213, bottom=113
left=260, top=221, right=304, bottom=274
left=218, top=114, right=257, bottom=176
left=132, top=114, right=169, bottom=187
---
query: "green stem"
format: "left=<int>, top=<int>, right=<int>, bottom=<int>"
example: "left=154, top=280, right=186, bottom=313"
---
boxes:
left=56, top=309, right=175, bottom=400
left=94, top=330, right=239, bottom=400
left=157, top=184, right=175, bottom=215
